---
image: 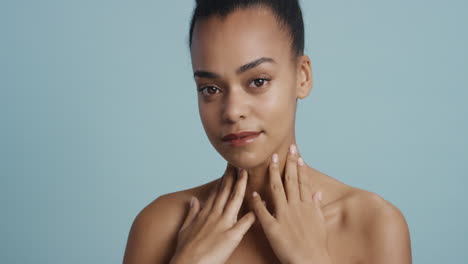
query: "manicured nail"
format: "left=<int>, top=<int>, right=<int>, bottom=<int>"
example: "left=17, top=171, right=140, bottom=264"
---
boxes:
left=272, top=153, right=278, bottom=163
left=298, top=157, right=304, bottom=166
left=252, top=191, right=258, bottom=197
left=190, top=196, right=195, bottom=208
left=290, top=144, right=297, bottom=155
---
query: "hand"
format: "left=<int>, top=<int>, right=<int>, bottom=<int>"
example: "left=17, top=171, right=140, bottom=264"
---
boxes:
left=171, top=164, right=256, bottom=264
left=250, top=144, right=332, bottom=264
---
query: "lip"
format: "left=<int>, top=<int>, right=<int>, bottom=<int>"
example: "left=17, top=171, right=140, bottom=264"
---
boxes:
left=222, top=131, right=262, bottom=147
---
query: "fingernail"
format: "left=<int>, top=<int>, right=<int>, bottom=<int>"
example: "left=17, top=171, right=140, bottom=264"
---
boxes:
left=298, top=157, right=304, bottom=166
left=272, top=153, right=278, bottom=163
left=290, top=144, right=297, bottom=155
left=190, top=196, right=195, bottom=207
left=252, top=191, right=258, bottom=198
left=318, top=192, right=323, bottom=201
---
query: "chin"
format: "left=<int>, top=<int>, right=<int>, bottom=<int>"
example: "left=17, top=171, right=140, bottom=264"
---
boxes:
left=221, top=151, right=269, bottom=170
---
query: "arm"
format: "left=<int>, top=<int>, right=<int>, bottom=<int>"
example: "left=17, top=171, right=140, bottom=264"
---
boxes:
left=123, top=193, right=188, bottom=264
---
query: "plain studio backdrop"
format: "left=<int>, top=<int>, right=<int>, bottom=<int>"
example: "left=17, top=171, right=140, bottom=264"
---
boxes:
left=1, top=0, right=467, bottom=263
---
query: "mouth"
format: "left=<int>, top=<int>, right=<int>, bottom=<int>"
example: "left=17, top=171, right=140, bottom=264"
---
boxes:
left=222, top=131, right=263, bottom=147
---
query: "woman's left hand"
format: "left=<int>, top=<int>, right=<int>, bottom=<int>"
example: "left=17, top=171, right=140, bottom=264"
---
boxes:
left=250, top=144, right=332, bottom=264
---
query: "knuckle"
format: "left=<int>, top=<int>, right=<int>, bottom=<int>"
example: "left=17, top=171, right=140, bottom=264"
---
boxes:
left=196, top=210, right=207, bottom=221
left=287, top=153, right=296, bottom=162
left=211, top=205, right=223, bottom=215
left=270, top=182, right=281, bottom=191
left=230, top=189, right=242, bottom=200
left=288, top=150, right=297, bottom=160
left=206, top=210, right=221, bottom=222
left=270, top=162, right=279, bottom=170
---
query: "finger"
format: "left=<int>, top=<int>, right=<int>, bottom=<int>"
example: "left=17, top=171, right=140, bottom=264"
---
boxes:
left=180, top=196, right=200, bottom=231
left=251, top=191, right=276, bottom=228
left=227, top=211, right=256, bottom=243
left=314, top=191, right=325, bottom=221
left=212, top=164, right=236, bottom=213
left=223, top=168, right=248, bottom=222
left=298, top=156, right=313, bottom=202
left=198, top=170, right=224, bottom=217
left=284, top=144, right=300, bottom=203
left=269, top=153, right=287, bottom=213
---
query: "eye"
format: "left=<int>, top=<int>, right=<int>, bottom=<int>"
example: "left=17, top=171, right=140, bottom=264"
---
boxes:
left=197, top=86, right=221, bottom=97
left=249, top=78, right=271, bottom=88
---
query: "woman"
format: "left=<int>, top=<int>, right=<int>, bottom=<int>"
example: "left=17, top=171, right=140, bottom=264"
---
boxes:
left=123, top=0, right=412, bottom=263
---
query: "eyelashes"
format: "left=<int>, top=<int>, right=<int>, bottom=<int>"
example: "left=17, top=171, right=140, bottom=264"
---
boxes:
left=197, top=86, right=221, bottom=96
left=197, top=77, right=271, bottom=97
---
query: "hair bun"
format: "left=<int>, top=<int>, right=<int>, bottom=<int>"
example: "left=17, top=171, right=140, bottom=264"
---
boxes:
left=196, top=0, right=215, bottom=5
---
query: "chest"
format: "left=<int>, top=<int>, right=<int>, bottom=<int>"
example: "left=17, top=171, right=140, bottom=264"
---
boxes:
left=225, top=223, right=365, bottom=264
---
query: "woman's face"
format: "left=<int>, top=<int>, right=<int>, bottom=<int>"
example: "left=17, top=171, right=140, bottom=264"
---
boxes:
left=190, top=6, right=312, bottom=169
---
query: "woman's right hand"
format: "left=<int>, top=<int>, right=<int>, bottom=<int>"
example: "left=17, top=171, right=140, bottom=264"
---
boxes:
left=170, top=164, right=256, bottom=264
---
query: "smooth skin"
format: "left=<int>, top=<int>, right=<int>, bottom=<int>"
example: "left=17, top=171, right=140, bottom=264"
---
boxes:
left=123, top=5, right=411, bottom=264
left=249, top=147, right=332, bottom=264
left=170, top=165, right=256, bottom=264
left=170, top=147, right=332, bottom=264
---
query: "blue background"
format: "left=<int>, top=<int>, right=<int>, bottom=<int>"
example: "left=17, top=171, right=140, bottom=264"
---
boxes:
left=1, top=0, right=467, bottom=263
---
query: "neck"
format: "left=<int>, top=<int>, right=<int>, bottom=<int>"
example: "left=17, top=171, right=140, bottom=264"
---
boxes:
left=238, top=136, right=302, bottom=221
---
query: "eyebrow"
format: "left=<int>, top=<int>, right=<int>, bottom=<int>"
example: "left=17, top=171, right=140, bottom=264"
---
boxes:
left=193, top=57, right=276, bottom=79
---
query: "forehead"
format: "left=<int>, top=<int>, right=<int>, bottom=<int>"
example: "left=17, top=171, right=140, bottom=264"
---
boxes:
left=190, top=6, right=293, bottom=72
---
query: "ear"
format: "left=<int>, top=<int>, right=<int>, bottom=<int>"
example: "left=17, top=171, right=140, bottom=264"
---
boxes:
left=295, top=55, right=313, bottom=99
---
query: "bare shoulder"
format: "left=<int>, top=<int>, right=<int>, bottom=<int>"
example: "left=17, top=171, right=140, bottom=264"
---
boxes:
left=343, top=188, right=412, bottom=263
left=123, top=179, right=219, bottom=264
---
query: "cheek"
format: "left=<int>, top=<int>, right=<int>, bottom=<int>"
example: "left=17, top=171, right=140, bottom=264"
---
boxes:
left=198, top=103, right=220, bottom=138
left=257, top=86, right=296, bottom=128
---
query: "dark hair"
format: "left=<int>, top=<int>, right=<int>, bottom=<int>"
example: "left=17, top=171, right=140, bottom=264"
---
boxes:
left=188, top=0, right=305, bottom=58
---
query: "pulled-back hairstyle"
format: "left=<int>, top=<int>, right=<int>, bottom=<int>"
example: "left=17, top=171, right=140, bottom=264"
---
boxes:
left=188, top=0, right=305, bottom=58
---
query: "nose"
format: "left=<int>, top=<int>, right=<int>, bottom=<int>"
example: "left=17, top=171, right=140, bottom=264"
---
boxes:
left=221, top=87, right=247, bottom=123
